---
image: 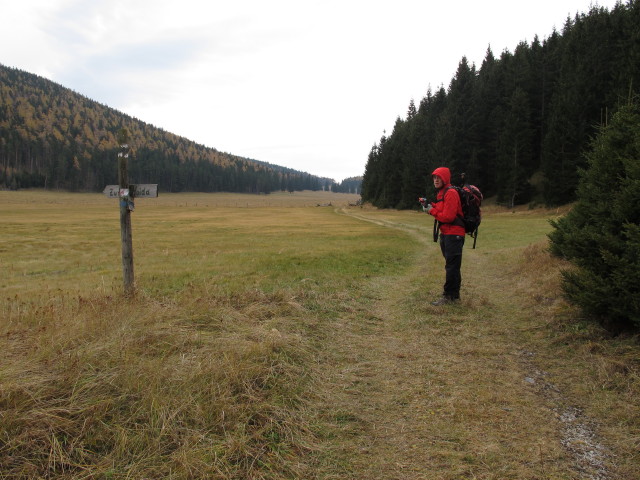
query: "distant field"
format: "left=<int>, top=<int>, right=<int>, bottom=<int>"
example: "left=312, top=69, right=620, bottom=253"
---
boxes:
left=1, top=189, right=362, bottom=299
left=0, top=189, right=360, bottom=208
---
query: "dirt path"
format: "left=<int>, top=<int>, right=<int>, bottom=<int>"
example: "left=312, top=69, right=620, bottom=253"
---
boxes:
left=307, top=209, right=611, bottom=479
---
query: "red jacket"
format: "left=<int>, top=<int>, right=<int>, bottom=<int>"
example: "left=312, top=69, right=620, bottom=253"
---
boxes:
left=429, top=167, right=465, bottom=236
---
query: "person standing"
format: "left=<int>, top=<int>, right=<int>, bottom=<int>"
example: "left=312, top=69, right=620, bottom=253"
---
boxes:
left=424, top=167, right=465, bottom=305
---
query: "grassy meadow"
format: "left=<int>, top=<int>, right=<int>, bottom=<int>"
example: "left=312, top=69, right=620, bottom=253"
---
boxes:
left=1, top=190, right=638, bottom=479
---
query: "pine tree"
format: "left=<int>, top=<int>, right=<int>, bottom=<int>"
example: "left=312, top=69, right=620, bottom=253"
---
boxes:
left=474, top=46, right=502, bottom=196
left=442, top=57, right=479, bottom=174
left=548, top=102, right=640, bottom=330
left=406, top=98, right=417, bottom=120
left=496, top=87, right=535, bottom=206
left=361, top=141, right=382, bottom=203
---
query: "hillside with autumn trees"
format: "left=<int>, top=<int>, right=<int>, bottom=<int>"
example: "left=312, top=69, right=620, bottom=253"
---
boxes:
left=362, top=1, right=639, bottom=208
left=0, top=64, right=340, bottom=194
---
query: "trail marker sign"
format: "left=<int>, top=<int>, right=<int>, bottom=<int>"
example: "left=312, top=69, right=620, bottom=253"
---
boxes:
left=103, top=184, right=158, bottom=198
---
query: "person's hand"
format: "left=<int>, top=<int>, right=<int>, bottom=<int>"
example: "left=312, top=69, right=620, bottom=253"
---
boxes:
left=425, top=203, right=433, bottom=214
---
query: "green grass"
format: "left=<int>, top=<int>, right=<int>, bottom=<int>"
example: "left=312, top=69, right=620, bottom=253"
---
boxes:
left=1, top=190, right=407, bottom=299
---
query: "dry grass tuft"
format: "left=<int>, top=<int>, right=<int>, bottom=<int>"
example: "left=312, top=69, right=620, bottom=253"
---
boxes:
left=1, top=289, right=317, bottom=479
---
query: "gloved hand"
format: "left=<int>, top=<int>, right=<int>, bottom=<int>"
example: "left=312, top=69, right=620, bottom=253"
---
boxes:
left=425, top=203, right=433, bottom=214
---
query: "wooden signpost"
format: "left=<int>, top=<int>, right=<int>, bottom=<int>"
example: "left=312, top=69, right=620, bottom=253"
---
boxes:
left=104, top=128, right=159, bottom=295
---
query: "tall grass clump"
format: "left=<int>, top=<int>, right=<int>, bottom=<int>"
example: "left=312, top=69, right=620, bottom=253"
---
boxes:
left=1, top=292, right=316, bottom=479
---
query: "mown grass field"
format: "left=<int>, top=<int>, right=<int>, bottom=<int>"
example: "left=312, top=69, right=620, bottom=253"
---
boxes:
left=1, top=190, right=638, bottom=479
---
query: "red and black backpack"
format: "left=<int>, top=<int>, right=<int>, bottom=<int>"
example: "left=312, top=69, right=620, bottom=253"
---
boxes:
left=445, top=184, right=483, bottom=247
left=427, top=180, right=483, bottom=249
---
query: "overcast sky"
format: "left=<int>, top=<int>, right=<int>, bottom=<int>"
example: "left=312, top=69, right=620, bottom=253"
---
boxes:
left=1, top=0, right=620, bottom=182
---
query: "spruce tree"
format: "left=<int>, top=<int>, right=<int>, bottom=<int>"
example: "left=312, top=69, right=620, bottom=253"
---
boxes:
left=496, top=87, right=535, bottom=206
left=548, top=103, right=640, bottom=330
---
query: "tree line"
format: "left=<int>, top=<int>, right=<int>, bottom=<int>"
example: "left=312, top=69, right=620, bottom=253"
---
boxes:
left=0, top=64, right=353, bottom=194
left=362, top=1, right=639, bottom=208
left=331, top=176, right=363, bottom=194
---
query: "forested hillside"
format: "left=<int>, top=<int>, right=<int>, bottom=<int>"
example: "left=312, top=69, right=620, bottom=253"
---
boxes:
left=362, top=1, right=640, bottom=208
left=0, top=65, right=336, bottom=193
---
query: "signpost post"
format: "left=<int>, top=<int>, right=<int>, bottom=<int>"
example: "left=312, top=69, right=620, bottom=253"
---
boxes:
left=117, top=129, right=135, bottom=295
left=104, top=128, right=159, bottom=296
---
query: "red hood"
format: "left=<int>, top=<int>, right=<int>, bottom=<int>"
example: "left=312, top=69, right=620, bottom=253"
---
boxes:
left=432, top=167, right=451, bottom=185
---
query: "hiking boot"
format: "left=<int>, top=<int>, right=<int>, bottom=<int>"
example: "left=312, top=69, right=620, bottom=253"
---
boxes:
left=430, top=296, right=459, bottom=306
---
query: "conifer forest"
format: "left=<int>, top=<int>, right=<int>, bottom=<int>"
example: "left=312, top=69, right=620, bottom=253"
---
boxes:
left=361, top=1, right=639, bottom=208
left=0, top=67, right=346, bottom=194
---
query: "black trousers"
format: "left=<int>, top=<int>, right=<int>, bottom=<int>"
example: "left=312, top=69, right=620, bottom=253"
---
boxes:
left=439, top=234, right=464, bottom=299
